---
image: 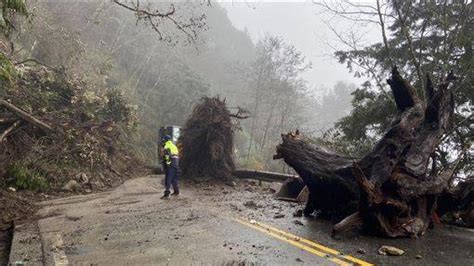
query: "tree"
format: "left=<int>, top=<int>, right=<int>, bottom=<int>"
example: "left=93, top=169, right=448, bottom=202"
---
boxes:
left=242, top=36, right=311, bottom=170
left=275, top=67, right=458, bottom=237
left=318, top=0, right=473, bottom=178
left=307, top=81, right=355, bottom=135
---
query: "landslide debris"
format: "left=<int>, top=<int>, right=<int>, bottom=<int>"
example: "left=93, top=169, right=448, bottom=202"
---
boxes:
left=1, top=58, right=145, bottom=230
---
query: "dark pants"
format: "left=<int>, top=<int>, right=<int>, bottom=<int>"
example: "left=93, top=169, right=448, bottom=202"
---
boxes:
left=164, top=165, right=179, bottom=195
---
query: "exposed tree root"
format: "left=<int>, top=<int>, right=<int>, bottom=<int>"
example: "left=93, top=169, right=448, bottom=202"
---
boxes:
left=275, top=67, right=459, bottom=237
left=181, top=96, right=248, bottom=181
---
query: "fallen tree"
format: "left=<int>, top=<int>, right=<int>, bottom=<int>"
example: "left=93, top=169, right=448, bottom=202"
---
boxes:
left=274, top=67, right=459, bottom=237
left=180, top=97, right=248, bottom=181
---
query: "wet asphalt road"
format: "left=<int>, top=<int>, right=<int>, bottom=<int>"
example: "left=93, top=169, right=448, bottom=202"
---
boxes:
left=9, top=176, right=474, bottom=265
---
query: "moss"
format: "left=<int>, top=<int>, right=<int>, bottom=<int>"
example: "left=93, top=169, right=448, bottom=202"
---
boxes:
left=7, top=162, right=49, bottom=191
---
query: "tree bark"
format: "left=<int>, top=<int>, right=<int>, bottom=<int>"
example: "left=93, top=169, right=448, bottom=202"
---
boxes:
left=274, top=67, right=457, bottom=237
left=274, top=132, right=359, bottom=219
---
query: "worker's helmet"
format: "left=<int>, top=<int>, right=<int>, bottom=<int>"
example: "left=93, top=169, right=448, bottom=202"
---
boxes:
left=163, top=135, right=172, bottom=141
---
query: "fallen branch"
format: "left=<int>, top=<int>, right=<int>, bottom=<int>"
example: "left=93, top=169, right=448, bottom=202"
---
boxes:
left=233, top=169, right=298, bottom=183
left=0, top=120, right=21, bottom=143
left=0, top=99, right=53, bottom=133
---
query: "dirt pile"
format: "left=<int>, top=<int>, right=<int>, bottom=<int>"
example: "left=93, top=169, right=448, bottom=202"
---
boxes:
left=180, top=97, right=248, bottom=181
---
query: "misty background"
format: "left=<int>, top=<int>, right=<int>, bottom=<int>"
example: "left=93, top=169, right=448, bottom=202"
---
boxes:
left=222, top=1, right=377, bottom=89
left=13, top=1, right=361, bottom=171
left=5, top=1, right=469, bottom=174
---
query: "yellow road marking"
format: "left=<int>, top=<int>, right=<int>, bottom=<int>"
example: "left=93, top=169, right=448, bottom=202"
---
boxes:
left=254, top=220, right=373, bottom=266
left=139, top=178, right=372, bottom=265
left=235, top=218, right=350, bottom=266
left=235, top=218, right=373, bottom=266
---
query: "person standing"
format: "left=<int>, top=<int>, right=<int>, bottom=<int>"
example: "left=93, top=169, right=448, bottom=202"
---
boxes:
left=161, top=135, right=180, bottom=199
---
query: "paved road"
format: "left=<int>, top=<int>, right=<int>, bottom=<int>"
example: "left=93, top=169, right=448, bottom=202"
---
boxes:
left=9, top=176, right=474, bottom=265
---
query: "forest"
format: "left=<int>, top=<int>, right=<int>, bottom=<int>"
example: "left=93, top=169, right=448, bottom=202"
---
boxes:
left=1, top=1, right=358, bottom=181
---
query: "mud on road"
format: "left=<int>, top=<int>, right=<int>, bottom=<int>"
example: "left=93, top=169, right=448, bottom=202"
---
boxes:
left=8, top=176, right=474, bottom=265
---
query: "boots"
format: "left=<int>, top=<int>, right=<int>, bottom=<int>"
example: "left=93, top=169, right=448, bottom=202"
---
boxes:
left=161, top=191, right=170, bottom=199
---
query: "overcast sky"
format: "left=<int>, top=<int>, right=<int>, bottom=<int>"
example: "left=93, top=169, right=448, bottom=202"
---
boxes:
left=220, top=1, right=380, bottom=92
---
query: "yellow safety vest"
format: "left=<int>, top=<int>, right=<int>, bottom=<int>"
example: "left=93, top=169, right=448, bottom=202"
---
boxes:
left=163, top=140, right=179, bottom=165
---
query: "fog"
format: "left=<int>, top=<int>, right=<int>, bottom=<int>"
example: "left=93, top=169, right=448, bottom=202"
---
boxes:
left=222, top=1, right=380, bottom=91
left=0, top=1, right=402, bottom=171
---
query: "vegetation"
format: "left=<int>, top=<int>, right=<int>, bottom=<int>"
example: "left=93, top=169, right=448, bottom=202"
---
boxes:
left=241, top=36, right=312, bottom=170
left=1, top=1, right=142, bottom=191
left=1, top=62, right=141, bottom=190
left=7, top=162, right=48, bottom=191
left=0, top=52, right=14, bottom=82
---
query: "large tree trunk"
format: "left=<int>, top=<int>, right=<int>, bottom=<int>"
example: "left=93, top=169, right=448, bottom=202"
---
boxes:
left=274, top=67, right=457, bottom=237
left=273, top=135, right=359, bottom=220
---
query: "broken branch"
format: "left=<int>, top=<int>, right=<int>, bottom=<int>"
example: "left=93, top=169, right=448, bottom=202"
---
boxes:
left=233, top=169, right=298, bottom=183
left=0, top=99, right=53, bottom=133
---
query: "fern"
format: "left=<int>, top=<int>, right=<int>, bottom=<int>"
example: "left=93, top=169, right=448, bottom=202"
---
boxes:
left=7, top=162, right=49, bottom=191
